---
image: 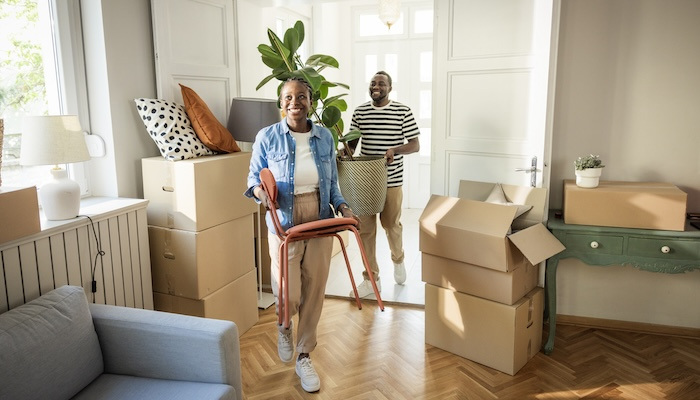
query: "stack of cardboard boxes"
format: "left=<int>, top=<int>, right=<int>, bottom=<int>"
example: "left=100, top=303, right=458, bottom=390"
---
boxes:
left=419, top=180, right=565, bottom=375
left=142, top=153, right=259, bottom=334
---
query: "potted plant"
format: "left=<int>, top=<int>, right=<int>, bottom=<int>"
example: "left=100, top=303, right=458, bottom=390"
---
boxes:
left=256, top=21, right=387, bottom=215
left=574, top=154, right=605, bottom=188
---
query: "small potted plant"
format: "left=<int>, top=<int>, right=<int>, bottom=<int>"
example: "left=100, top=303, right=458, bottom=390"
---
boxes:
left=574, top=154, right=605, bottom=188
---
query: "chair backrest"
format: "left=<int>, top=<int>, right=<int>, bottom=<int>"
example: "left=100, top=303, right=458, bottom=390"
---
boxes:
left=259, top=168, right=285, bottom=238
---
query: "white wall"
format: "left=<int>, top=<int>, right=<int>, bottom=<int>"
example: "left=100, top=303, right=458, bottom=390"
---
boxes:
left=551, top=0, right=700, bottom=328
left=82, top=0, right=159, bottom=199
left=550, top=0, right=700, bottom=211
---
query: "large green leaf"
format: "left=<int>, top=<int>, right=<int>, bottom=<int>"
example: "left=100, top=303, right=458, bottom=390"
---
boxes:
left=267, top=30, right=291, bottom=65
left=322, top=106, right=341, bottom=128
left=339, top=129, right=362, bottom=142
left=293, top=21, right=305, bottom=47
left=324, top=94, right=348, bottom=109
left=283, top=26, right=300, bottom=55
left=295, top=67, right=323, bottom=93
left=305, top=54, right=339, bottom=69
left=256, top=74, right=278, bottom=91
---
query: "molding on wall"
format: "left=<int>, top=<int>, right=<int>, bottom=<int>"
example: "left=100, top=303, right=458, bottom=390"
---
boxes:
left=556, top=314, right=700, bottom=339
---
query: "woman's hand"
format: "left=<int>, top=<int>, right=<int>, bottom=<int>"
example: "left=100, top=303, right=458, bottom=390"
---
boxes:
left=341, top=206, right=361, bottom=230
left=255, top=186, right=275, bottom=210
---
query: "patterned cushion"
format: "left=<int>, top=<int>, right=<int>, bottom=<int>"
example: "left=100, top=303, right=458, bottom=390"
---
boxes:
left=134, top=98, right=216, bottom=160
left=180, top=84, right=241, bottom=153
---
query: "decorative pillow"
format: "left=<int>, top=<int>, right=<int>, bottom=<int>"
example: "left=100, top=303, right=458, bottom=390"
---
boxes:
left=485, top=183, right=533, bottom=219
left=180, top=84, right=241, bottom=153
left=134, top=98, right=216, bottom=160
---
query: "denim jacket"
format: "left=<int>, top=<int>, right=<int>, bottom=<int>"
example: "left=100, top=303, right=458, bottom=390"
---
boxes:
left=245, top=118, right=346, bottom=232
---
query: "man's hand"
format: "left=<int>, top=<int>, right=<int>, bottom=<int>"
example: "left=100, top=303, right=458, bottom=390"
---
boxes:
left=385, top=148, right=395, bottom=165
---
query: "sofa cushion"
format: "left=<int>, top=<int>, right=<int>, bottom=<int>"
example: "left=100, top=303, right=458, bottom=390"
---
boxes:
left=0, top=285, right=103, bottom=400
left=72, top=374, right=237, bottom=400
left=180, top=84, right=241, bottom=153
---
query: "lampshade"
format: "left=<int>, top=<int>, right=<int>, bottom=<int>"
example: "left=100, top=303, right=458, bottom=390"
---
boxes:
left=227, top=98, right=280, bottom=148
left=20, top=115, right=90, bottom=220
left=378, top=0, right=401, bottom=29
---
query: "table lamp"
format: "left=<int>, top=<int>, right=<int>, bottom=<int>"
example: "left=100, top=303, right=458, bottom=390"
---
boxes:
left=20, top=115, right=91, bottom=220
left=227, top=98, right=280, bottom=152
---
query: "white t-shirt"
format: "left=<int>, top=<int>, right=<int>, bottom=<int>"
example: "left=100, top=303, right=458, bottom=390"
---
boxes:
left=290, top=130, right=319, bottom=194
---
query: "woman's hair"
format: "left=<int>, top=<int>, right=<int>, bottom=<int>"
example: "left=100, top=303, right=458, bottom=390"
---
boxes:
left=282, top=77, right=313, bottom=99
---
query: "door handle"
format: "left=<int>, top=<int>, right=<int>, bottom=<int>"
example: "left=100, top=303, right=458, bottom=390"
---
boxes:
left=515, top=156, right=538, bottom=187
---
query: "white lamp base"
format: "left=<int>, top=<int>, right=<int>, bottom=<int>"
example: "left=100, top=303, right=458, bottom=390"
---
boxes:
left=40, top=168, right=81, bottom=220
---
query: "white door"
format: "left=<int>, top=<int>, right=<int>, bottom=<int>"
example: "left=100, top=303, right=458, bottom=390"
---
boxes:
left=150, top=0, right=239, bottom=120
left=432, top=0, right=560, bottom=195
left=351, top=2, right=434, bottom=209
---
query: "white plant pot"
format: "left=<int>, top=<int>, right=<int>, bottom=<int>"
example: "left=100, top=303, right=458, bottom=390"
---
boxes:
left=575, top=168, right=603, bottom=188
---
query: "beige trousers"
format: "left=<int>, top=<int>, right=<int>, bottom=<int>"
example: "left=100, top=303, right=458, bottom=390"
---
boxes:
left=268, top=191, right=332, bottom=354
left=358, top=186, right=404, bottom=281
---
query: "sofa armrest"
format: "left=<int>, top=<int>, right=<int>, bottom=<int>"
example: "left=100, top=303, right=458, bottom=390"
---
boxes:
left=89, top=304, right=242, bottom=400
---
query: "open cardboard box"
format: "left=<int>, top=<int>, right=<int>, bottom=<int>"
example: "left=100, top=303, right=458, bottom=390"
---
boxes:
left=419, top=180, right=565, bottom=272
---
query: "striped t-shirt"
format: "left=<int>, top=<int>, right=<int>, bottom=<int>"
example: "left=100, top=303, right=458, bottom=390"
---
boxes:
left=350, top=101, right=420, bottom=187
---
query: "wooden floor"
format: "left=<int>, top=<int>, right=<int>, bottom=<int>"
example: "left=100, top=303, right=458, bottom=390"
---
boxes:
left=239, top=298, right=700, bottom=400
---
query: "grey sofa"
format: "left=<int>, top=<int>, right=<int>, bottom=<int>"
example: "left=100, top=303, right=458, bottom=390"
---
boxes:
left=0, top=285, right=242, bottom=400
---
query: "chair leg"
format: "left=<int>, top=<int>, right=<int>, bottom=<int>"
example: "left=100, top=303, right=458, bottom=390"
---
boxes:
left=278, top=241, right=293, bottom=329
left=348, top=226, right=384, bottom=312
left=334, top=233, right=362, bottom=310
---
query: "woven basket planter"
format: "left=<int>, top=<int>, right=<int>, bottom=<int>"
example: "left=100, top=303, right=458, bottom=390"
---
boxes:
left=336, top=156, right=387, bottom=216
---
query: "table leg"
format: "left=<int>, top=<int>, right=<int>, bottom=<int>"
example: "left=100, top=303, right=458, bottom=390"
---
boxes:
left=543, top=257, right=559, bottom=355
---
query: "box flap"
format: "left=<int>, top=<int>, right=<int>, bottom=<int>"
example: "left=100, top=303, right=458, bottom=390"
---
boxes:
left=508, top=223, right=565, bottom=265
left=420, top=195, right=518, bottom=237
left=458, top=180, right=548, bottom=231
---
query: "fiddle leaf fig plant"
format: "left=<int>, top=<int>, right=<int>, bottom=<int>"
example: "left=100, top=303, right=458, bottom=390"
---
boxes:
left=256, top=20, right=360, bottom=158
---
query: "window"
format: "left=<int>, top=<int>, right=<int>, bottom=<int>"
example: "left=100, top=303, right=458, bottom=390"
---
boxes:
left=0, top=0, right=89, bottom=194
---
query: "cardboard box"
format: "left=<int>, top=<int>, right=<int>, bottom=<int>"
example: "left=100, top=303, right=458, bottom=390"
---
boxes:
left=425, top=284, right=543, bottom=375
left=149, top=214, right=255, bottom=299
left=563, top=180, right=687, bottom=231
left=0, top=186, right=41, bottom=245
left=419, top=180, right=565, bottom=272
left=142, top=152, right=257, bottom=231
left=421, top=253, right=539, bottom=305
left=154, top=269, right=259, bottom=334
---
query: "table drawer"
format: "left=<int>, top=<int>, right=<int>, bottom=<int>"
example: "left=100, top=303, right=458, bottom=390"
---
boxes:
left=562, top=233, right=624, bottom=255
left=628, top=237, right=700, bottom=260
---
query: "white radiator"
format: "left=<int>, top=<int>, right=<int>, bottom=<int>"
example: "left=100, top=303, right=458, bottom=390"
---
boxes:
left=0, top=198, right=153, bottom=313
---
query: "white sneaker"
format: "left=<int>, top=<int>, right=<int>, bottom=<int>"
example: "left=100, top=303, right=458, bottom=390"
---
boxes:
left=278, top=321, right=294, bottom=363
left=394, top=261, right=406, bottom=285
left=296, top=356, right=321, bottom=392
left=350, top=277, right=381, bottom=298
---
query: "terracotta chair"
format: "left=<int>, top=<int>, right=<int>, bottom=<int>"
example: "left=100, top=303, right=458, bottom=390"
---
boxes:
left=258, top=168, right=384, bottom=329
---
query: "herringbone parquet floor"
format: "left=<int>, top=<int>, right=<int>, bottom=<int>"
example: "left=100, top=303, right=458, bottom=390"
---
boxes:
left=239, top=298, right=700, bottom=400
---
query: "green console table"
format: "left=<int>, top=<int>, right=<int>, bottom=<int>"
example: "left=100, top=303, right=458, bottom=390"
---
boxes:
left=544, top=210, right=700, bottom=355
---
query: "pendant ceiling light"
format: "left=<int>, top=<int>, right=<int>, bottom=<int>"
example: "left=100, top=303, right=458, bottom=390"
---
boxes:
left=378, top=0, right=401, bottom=30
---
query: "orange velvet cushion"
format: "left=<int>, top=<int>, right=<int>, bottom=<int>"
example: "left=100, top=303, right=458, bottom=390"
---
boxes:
left=180, top=84, right=241, bottom=153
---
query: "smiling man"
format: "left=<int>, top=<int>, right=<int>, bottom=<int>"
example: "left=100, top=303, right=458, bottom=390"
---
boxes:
left=347, top=71, right=420, bottom=298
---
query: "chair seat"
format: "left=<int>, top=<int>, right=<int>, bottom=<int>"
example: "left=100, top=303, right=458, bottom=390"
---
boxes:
left=286, top=217, right=358, bottom=235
